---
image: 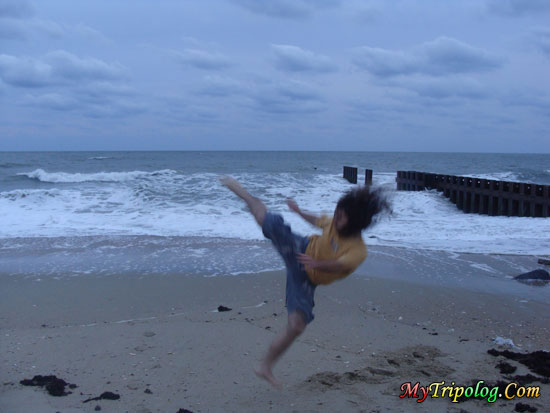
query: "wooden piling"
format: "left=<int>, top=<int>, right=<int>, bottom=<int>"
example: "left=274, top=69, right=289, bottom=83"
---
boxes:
left=365, top=169, right=373, bottom=185
left=343, top=166, right=357, bottom=184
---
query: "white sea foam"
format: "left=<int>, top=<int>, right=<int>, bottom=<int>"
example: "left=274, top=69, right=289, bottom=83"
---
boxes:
left=17, top=168, right=177, bottom=183
left=1, top=171, right=549, bottom=255
left=463, top=172, right=519, bottom=181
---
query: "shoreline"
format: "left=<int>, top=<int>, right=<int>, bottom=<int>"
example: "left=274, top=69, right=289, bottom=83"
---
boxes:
left=2, top=258, right=549, bottom=412
left=1, top=239, right=549, bottom=300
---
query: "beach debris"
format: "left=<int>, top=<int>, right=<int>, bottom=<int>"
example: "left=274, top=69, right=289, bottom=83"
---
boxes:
left=488, top=349, right=550, bottom=377
left=177, top=409, right=194, bottom=413
left=94, top=406, right=101, bottom=411
left=514, top=269, right=550, bottom=281
left=82, top=391, right=120, bottom=403
left=506, top=374, right=549, bottom=386
left=496, top=361, right=517, bottom=374
left=20, top=375, right=77, bottom=397
left=217, top=305, right=232, bottom=312
left=515, top=402, right=538, bottom=412
left=493, top=336, right=516, bottom=348
left=144, top=388, right=152, bottom=394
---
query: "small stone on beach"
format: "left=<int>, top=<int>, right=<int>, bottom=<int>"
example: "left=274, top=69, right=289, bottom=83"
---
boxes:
left=514, top=269, right=549, bottom=281
left=82, top=391, right=121, bottom=403
left=217, top=305, right=232, bottom=312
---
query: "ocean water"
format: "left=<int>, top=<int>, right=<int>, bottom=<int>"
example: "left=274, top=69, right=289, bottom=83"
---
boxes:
left=1, top=151, right=549, bottom=277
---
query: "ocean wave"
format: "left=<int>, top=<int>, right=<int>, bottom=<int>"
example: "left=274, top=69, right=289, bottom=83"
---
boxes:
left=1, top=172, right=549, bottom=255
left=16, top=168, right=178, bottom=183
left=88, top=156, right=111, bottom=160
left=0, top=188, right=65, bottom=200
left=0, top=162, right=29, bottom=168
left=463, top=172, right=519, bottom=182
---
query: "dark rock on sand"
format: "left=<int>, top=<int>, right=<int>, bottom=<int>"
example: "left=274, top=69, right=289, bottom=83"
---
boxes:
left=514, top=269, right=550, bottom=281
left=82, top=391, right=120, bottom=403
left=20, top=375, right=76, bottom=397
left=177, top=409, right=194, bottom=413
left=515, top=402, right=538, bottom=412
left=507, top=374, right=549, bottom=385
left=217, top=305, right=232, bottom=312
left=496, top=361, right=517, bottom=374
left=488, top=349, right=550, bottom=377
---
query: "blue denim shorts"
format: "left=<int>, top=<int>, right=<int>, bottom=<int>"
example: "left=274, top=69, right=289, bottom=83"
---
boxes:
left=262, top=212, right=316, bottom=324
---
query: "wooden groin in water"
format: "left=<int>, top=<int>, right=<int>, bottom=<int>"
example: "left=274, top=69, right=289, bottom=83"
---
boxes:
left=396, top=171, right=550, bottom=217
left=343, top=166, right=372, bottom=185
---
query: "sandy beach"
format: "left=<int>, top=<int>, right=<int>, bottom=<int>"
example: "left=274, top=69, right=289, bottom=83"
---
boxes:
left=1, top=251, right=549, bottom=413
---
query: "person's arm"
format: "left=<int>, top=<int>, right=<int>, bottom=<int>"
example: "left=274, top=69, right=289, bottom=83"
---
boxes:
left=286, top=199, right=319, bottom=226
left=296, top=254, right=351, bottom=274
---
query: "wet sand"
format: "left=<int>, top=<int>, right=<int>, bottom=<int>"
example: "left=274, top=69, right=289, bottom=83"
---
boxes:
left=1, top=255, right=549, bottom=412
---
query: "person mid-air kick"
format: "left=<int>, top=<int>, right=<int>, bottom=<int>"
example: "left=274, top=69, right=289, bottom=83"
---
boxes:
left=220, top=176, right=390, bottom=388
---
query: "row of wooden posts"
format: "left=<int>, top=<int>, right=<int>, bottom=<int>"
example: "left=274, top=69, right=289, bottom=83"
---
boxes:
left=343, top=166, right=550, bottom=218
left=343, top=166, right=373, bottom=185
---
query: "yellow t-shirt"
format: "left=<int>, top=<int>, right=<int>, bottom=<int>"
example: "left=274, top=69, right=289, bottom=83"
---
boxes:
left=304, top=215, right=367, bottom=285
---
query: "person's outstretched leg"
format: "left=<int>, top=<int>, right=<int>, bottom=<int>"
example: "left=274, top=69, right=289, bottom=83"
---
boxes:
left=255, top=311, right=306, bottom=389
left=220, top=176, right=266, bottom=226
left=221, top=176, right=310, bottom=388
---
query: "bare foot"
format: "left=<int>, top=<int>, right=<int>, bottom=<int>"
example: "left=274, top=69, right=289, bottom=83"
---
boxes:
left=254, top=364, right=282, bottom=390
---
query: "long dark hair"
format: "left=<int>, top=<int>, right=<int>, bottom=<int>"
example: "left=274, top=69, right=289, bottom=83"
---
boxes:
left=336, top=186, right=391, bottom=237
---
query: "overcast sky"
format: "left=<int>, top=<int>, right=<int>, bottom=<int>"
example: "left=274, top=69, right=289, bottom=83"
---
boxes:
left=1, top=0, right=549, bottom=152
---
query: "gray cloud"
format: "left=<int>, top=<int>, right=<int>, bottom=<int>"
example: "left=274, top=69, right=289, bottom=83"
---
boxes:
left=195, top=75, right=246, bottom=97
left=392, top=76, right=490, bottom=100
left=0, top=18, right=26, bottom=39
left=0, top=0, right=65, bottom=40
left=487, top=0, right=550, bottom=17
left=353, top=37, right=503, bottom=77
left=0, top=0, right=33, bottom=18
left=0, top=51, right=126, bottom=88
left=45, top=50, right=125, bottom=81
left=500, top=91, right=550, bottom=114
left=23, top=92, right=77, bottom=111
left=0, top=0, right=32, bottom=39
left=353, top=6, right=379, bottom=24
left=271, top=44, right=337, bottom=73
left=230, top=0, right=339, bottom=19
left=530, top=27, right=550, bottom=57
left=0, top=16, right=64, bottom=40
left=251, top=80, right=325, bottom=114
left=23, top=84, right=145, bottom=119
left=71, top=23, right=111, bottom=43
left=173, top=48, right=232, bottom=71
left=0, top=54, right=52, bottom=87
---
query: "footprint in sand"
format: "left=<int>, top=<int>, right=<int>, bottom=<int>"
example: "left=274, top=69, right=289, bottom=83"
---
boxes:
left=304, top=345, right=455, bottom=390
